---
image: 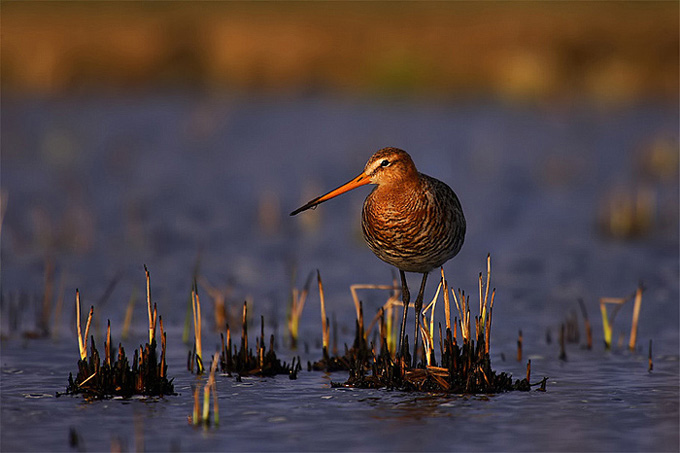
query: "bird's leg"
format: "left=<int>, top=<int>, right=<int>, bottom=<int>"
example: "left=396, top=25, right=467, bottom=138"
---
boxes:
left=412, top=272, right=429, bottom=368
left=397, top=270, right=410, bottom=360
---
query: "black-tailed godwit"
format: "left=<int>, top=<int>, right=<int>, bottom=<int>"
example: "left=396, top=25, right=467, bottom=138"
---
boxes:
left=291, top=147, right=465, bottom=365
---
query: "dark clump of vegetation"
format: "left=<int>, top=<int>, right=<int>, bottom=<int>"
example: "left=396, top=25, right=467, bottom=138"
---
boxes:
left=62, top=272, right=175, bottom=399
left=310, top=301, right=369, bottom=373
left=186, top=282, right=300, bottom=379
left=334, top=322, right=538, bottom=393
left=212, top=302, right=301, bottom=378
left=322, top=256, right=547, bottom=393
left=65, top=332, right=174, bottom=399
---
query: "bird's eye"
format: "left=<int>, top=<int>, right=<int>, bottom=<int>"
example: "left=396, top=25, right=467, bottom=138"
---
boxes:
left=380, top=159, right=390, bottom=167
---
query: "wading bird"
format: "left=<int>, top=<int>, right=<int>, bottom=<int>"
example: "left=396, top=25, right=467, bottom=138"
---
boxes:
left=291, top=147, right=465, bottom=366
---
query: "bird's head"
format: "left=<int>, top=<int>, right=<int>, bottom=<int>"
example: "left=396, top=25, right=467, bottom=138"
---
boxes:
left=290, top=147, right=417, bottom=216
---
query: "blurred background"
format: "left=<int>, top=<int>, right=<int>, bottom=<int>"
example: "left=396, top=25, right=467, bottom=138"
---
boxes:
left=2, top=2, right=677, bottom=100
left=1, top=1, right=678, bottom=340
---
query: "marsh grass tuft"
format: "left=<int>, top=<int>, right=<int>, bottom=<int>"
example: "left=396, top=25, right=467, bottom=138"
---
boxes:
left=328, top=255, right=540, bottom=394
left=64, top=267, right=174, bottom=399
left=599, top=284, right=645, bottom=350
left=218, top=301, right=301, bottom=378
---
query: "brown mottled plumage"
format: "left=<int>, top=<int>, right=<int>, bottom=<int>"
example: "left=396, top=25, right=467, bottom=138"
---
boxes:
left=291, top=147, right=466, bottom=365
left=360, top=148, right=465, bottom=273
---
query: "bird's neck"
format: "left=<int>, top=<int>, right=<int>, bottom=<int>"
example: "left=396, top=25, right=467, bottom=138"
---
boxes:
left=371, top=174, right=424, bottom=206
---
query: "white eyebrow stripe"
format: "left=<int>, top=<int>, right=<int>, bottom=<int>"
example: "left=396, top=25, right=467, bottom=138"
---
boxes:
left=365, top=160, right=383, bottom=174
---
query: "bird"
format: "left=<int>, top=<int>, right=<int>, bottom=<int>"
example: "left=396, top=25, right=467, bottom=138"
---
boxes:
left=291, top=147, right=465, bottom=366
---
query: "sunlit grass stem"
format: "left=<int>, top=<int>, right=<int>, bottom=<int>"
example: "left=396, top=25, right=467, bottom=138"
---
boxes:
left=144, top=266, right=158, bottom=346
left=628, top=285, right=643, bottom=351
left=288, top=271, right=313, bottom=347
left=600, top=285, right=642, bottom=350
left=75, top=289, right=93, bottom=361
left=192, top=282, right=204, bottom=374
left=359, top=283, right=401, bottom=354
left=317, top=271, right=330, bottom=356
left=441, top=268, right=451, bottom=330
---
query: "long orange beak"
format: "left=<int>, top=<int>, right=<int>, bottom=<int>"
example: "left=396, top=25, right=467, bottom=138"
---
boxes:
left=290, top=172, right=371, bottom=216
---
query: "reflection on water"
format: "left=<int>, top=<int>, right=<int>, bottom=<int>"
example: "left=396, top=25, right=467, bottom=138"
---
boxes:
left=1, top=95, right=678, bottom=451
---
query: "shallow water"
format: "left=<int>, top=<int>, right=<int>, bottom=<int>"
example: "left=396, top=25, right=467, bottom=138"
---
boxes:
left=1, top=94, right=678, bottom=451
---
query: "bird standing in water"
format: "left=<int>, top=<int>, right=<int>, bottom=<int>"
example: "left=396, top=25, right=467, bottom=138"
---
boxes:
left=291, top=147, right=465, bottom=366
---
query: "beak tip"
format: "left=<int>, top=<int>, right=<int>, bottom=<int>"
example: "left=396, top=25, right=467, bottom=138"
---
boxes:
left=290, top=204, right=311, bottom=216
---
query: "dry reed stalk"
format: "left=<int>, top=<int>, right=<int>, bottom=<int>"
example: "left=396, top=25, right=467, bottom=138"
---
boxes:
left=385, top=299, right=396, bottom=355
left=259, top=316, right=265, bottom=368
left=628, top=285, right=643, bottom=351
left=160, top=317, right=166, bottom=378
left=466, top=308, right=471, bottom=344
left=526, top=359, right=531, bottom=383
left=478, top=273, right=483, bottom=322
left=365, top=292, right=401, bottom=349
left=485, top=289, right=496, bottom=354
left=241, top=301, right=248, bottom=368
left=350, top=284, right=399, bottom=327
left=421, top=279, right=443, bottom=355
left=419, top=322, right=432, bottom=366
left=76, top=289, right=84, bottom=359
left=358, top=301, right=365, bottom=342
left=105, top=320, right=111, bottom=366
left=226, top=324, right=232, bottom=371
left=440, top=268, right=451, bottom=330
left=288, top=271, right=313, bottom=346
left=599, top=296, right=627, bottom=349
left=451, top=289, right=461, bottom=334
left=517, top=330, right=523, bottom=361
left=378, top=307, right=386, bottom=345
left=75, top=290, right=94, bottom=361
left=192, top=283, right=204, bottom=373
left=78, top=370, right=98, bottom=387
left=452, top=289, right=471, bottom=342
left=152, top=303, right=157, bottom=339
left=317, top=271, right=330, bottom=353
left=451, top=288, right=463, bottom=341
left=483, top=254, right=491, bottom=323
left=145, top=265, right=155, bottom=344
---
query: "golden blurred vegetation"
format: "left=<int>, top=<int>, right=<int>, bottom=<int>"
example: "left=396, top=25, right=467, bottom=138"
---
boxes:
left=2, top=2, right=678, bottom=101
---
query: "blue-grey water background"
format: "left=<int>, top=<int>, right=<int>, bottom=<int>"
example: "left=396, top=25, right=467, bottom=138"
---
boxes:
left=1, top=94, right=678, bottom=452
